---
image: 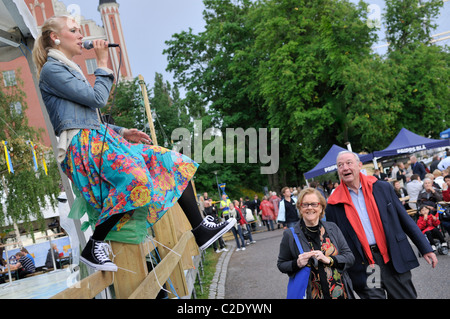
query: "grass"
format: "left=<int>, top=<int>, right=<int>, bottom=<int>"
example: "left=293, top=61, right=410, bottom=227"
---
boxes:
left=193, top=246, right=222, bottom=299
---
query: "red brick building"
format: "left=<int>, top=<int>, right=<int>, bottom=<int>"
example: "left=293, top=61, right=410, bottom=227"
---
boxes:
left=0, top=0, right=132, bottom=146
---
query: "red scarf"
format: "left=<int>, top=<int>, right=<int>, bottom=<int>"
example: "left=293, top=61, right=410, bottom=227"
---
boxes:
left=328, top=173, right=390, bottom=265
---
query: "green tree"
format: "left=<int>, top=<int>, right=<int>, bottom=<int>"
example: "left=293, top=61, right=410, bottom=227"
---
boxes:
left=383, top=0, right=449, bottom=138
left=384, top=0, right=443, bottom=53
left=103, top=77, right=148, bottom=132
left=150, top=73, right=191, bottom=148
left=164, top=0, right=449, bottom=191
left=0, top=70, right=60, bottom=235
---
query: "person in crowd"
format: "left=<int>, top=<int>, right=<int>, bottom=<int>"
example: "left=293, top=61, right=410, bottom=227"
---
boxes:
left=45, top=244, right=61, bottom=269
left=373, top=169, right=388, bottom=181
left=228, top=203, right=246, bottom=251
left=410, top=155, right=426, bottom=180
left=442, top=175, right=450, bottom=202
left=32, top=15, right=235, bottom=271
left=269, top=192, right=281, bottom=226
left=234, top=200, right=256, bottom=245
left=277, top=187, right=300, bottom=228
left=277, top=188, right=355, bottom=299
left=326, top=151, right=437, bottom=299
left=244, top=196, right=257, bottom=231
left=310, top=181, right=327, bottom=200
left=440, top=175, right=450, bottom=235
left=252, top=194, right=262, bottom=227
left=430, top=155, right=441, bottom=173
left=406, top=174, right=423, bottom=210
left=438, top=155, right=450, bottom=171
left=198, top=196, right=205, bottom=218
left=390, top=162, right=399, bottom=180
left=219, top=194, right=232, bottom=219
left=396, top=162, right=407, bottom=184
left=417, top=205, right=447, bottom=252
left=20, top=248, right=35, bottom=267
left=10, top=252, right=35, bottom=279
left=417, top=178, right=443, bottom=212
left=393, top=180, right=410, bottom=210
left=260, top=196, right=275, bottom=231
left=432, top=170, right=445, bottom=189
left=203, top=199, right=228, bottom=253
left=425, top=173, right=441, bottom=190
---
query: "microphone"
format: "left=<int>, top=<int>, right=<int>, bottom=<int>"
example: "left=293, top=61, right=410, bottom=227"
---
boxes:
left=83, top=41, right=120, bottom=50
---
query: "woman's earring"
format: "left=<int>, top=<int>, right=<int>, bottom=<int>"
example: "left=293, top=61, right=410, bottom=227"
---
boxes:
left=54, top=39, right=61, bottom=46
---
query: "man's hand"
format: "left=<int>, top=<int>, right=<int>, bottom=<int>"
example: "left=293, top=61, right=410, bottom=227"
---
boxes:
left=423, top=252, right=438, bottom=268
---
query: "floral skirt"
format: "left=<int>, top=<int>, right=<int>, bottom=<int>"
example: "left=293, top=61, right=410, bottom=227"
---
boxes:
left=61, top=125, right=198, bottom=230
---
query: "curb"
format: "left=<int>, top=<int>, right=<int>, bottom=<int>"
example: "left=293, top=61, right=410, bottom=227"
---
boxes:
left=208, top=242, right=235, bottom=299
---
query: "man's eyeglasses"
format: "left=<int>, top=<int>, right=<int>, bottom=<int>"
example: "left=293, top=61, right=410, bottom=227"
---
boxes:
left=301, top=202, right=320, bottom=208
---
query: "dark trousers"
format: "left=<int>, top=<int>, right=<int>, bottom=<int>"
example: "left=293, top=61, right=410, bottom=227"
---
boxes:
left=355, top=247, right=417, bottom=299
left=424, top=228, right=446, bottom=244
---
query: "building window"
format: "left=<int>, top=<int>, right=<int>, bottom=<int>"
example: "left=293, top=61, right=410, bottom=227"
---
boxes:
left=10, top=102, right=22, bottom=115
left=86, top=59, right=98, bottom=74
left=110, top=16, right=116, bottom=30
left=3, top=70, right=17, bottom=87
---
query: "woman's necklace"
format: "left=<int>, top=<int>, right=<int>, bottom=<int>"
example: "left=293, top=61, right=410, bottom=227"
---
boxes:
left=305, top=224, right=319, bottom=233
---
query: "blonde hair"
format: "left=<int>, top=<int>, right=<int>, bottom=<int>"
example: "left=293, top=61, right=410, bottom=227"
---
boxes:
left=296, top=187, right=326, bottom=219
left=32, top=15, right=72, bottom=77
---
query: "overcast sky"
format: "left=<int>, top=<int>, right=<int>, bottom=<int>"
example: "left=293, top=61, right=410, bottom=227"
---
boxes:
left=61, top=0, right=206, bottom=91
left=61, top=0, right=449, bottom=94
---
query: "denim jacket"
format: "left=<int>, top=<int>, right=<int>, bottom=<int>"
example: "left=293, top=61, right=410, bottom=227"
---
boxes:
left=39, top=57, right=123, bottom=137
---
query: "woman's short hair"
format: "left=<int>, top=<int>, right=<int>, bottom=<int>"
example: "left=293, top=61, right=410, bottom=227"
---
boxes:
left=296, top=187, right=326, bottom=219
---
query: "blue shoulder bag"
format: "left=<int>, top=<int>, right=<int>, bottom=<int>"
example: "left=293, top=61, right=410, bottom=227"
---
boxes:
left=286, top=227, right=311, bottom=299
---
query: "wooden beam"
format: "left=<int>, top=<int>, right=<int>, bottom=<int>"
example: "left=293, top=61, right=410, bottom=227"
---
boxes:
left=51, top=270, right=113, bottom=299
left=129, top=231, right=193, bottom=299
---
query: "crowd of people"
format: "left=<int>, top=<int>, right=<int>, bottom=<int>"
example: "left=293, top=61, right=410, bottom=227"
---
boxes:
left=276, top=150, right=447, bottom=299
left=200, top=150, right=449, bottom=299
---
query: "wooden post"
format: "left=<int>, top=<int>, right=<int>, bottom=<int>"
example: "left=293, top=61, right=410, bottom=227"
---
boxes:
left=138, top=74, right=158, bottom=146
left=110, top=241, right=148, bottom=299
left=152, top=207, right=190, bottom=298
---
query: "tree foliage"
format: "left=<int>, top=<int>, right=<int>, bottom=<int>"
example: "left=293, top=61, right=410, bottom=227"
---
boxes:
left=163, top=0, right=449, bottom=192
left=0, top=70, right=61, bottom=235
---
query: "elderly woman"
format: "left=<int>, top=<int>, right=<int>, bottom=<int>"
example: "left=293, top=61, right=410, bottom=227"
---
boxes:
left=417, top=178, right=443, bottom=212
left=277, top=188, right=355, bottom=299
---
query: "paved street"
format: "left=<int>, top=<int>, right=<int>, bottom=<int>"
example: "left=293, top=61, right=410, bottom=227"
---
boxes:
left=217, top=225, right=450, bottom=299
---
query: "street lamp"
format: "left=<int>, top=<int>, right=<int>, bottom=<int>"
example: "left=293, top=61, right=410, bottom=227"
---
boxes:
left=212, top=170, right=221, bottom=200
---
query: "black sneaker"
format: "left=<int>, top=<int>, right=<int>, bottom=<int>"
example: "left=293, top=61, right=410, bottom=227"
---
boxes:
left=80, top=237, right=118, bottom=272
left=192, top=216, right=236, bottom=250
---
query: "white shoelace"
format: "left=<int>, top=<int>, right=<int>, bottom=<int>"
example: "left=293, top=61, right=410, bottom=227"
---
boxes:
left=203, top=215, right=226, bottom=229
left=94, top=241, right=114, bottom=263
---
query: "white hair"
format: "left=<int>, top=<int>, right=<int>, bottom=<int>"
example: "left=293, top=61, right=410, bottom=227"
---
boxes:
left=336, top=150, right=360, bottom=163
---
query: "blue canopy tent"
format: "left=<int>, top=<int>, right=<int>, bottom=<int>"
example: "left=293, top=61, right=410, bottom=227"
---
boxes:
left=440, top=128, right=450, bottom=139
left=304, top=144, right=374, bottom=180
left=373, top=128, right=450, bottom=158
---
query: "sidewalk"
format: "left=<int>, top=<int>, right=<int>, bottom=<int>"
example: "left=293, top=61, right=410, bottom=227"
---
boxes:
left=209, top=224, right=450, bottom=299
left=209, top=224, right=288, bottom=299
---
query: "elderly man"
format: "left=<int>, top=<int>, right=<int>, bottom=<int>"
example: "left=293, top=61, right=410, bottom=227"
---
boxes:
left=410, top=155, right=426, bottom=180
left=326, top=151, right=437, bottom=299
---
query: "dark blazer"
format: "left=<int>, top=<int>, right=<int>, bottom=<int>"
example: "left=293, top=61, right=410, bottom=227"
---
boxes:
left=325, top=180, right=432, bottom=290
left=412, top=162, right=426, bottom=180
left=277, top=221, right=355, bottom=298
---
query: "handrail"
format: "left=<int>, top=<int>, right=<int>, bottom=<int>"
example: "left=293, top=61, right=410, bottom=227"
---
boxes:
left=50, top=230, right=194, bottom=299
left=51, top=270, right=113, bottom=299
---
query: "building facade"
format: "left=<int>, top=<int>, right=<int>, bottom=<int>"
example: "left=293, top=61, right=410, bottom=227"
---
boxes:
left=0, top=0, right=132, bottom=146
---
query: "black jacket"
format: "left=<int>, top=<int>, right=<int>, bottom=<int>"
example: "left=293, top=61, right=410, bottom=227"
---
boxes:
left=277, top=221, right=355, bottom=298
left=325, top=180, right=432, bottom=289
